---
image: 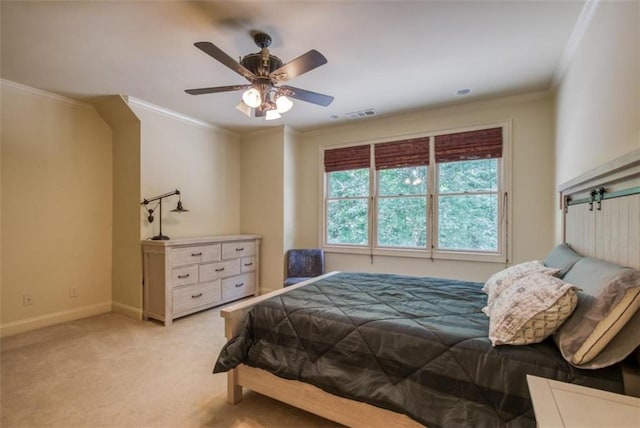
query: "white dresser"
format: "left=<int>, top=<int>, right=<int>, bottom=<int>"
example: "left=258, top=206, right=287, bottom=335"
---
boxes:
left=141, top=235, right=261, bottom=326
left=527, top=375, right=640, bottom=427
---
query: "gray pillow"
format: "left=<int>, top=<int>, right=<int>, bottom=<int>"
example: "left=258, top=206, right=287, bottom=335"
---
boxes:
left=544, top=243, right=583, bottom=278
left=554, top=257, right=640, bottom=369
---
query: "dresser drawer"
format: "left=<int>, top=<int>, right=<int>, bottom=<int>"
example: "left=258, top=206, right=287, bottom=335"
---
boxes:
left=171, top=265, right=197, bottom=287
left=222, top=241, right=255, bottom=260
left=172, top=281, right=221, bottom=315
left=240, top=257, right=256, bottom=273
left=222, top=273, right=255, bottom=301
left=199, top=259, right=240, bottom=282
left=171, top=244, right=220, bottom=267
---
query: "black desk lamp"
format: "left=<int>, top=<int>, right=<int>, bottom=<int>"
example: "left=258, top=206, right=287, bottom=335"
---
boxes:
left=141, top=189, right=189, bottom=240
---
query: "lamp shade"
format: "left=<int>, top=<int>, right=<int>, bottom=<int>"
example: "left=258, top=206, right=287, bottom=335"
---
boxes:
left=265, top=109, right=281, bottom=121
left=171, top=200, right=189, bottom=212
left=276, top=95, right=293, bottom=113
left=242, top=88, right=261, bottom=108
left=235, top=101, right=252, bottom=117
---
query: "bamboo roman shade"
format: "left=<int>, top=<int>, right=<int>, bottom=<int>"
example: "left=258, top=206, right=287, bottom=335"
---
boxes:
left=374, top=137, right=430, bottom=170
left=434, top=127, right=503, bottom=163
left=324, top=145, right=371, bottom=172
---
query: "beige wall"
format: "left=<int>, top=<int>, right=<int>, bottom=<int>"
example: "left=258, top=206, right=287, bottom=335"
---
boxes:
left=554, top=1, right=639, bottom=241
left=94, top=96, right=142, bottom=318
left=0, top=87, right=243, bottom=336
left=555, top=1, right=639, bottom=185
left=240, top=127, right=285, bottom=292
left=284, top=126, right=305, bottom=250
left=1, top=81, right=113, bottom=335
left=297, top=93, right=556, bottom=282
left=129, top=100, right=241, bottom=240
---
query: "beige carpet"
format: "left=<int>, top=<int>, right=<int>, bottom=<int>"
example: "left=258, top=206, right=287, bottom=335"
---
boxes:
left=0, top=307, right=343, bottom=428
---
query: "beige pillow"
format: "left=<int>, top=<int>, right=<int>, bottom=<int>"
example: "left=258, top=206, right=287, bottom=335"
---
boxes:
left=554, top=259, right=640, bottom=368
left=489, top=273, right=578, bottom=346
left=572, top=288, right=640, bottom=363
left=482, top=261, right=560, bottom=316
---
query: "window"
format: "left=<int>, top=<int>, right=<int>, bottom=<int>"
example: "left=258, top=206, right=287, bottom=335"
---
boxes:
left=326, top=168, right=369, bottom=245
left=322, top=125, right=509, bottom=262
left=434, top=127, right=503, bottom=253
left=437, top=159, right=499, bottom=251
left=374, top=138, right=429, bottom=248
left=377, top=166, right=427, bottom=248
left=325, top=145, right=370, bottom=246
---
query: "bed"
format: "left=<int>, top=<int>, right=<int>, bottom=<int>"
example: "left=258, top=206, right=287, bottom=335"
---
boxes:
left=213, top=148, right=640, bottom=427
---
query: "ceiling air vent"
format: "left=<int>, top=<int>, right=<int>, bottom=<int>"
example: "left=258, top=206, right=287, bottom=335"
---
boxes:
left=346, top=109, right=378, bottom=119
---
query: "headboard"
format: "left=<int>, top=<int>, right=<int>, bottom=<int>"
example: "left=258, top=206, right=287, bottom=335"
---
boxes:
left=558, top=148, right=640, bottom=269
left=558, top=149, right=640, bottom=396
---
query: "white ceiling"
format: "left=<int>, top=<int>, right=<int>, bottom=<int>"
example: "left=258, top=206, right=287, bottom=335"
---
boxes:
left=1, top=1, right=586, bottom=133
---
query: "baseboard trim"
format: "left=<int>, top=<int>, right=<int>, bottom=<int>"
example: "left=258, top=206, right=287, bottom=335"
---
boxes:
left=0, top=302, right=112, bottom=338
left=111, top=301, right=143, bottom=320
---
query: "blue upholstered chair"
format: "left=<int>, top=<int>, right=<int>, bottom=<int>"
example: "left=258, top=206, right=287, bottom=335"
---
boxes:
left=284, top=249, right=325, bottom=287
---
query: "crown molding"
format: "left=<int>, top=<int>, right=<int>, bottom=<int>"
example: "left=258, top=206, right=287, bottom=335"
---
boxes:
left=126, top=96, right=233, bottom=135
left=551, top=0, right=600, bottom=88
left=0, top=79, right=91, bottom=108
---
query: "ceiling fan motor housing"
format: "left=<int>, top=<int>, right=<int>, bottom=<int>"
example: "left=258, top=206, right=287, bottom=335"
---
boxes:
left=241, top=53, right=283, bottom=77
left=253, top=32, right=272, bottom=48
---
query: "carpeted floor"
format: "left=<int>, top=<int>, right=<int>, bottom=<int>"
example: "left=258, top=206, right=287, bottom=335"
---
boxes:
left=0, top=306, right=343, bottom=428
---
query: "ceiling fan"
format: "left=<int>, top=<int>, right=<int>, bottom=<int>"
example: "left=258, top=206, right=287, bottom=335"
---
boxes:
left=185, top=32, right=334, bottom=120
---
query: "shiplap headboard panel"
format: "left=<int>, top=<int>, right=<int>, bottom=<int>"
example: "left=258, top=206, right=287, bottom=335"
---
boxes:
left=559, top=149, right=640, bottom=269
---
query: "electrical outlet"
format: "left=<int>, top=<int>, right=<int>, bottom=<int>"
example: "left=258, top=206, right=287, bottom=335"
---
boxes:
left=69, top=287, right=78, bottom=298
left=23, top=294, right=33, bottom=306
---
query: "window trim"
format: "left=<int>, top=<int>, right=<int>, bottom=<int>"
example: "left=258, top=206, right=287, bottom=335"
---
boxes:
left=319, top=120, right=512, bottom=263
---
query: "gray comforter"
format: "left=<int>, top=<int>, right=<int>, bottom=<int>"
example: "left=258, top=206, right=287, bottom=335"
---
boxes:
left=214, top=272, right=623, bottom=427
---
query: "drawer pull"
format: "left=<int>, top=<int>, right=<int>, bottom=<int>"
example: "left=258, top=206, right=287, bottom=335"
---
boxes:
left=235, top=282, right=245, bottom=288
left=191, top=252, right=202, bottom=257
left=215, top=267, right=225, bottom=272
left=235, top=247, right=244, bottom=251
left=244, top=262, right=253, bottom=267
left=177, top=273, right=190, bottom=279
left=191, top=293, right=203, bottom=299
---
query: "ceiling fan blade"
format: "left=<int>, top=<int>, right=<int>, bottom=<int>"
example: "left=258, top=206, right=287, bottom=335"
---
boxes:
left=194, top=42, right=255, bottom=81
left=185, top=84, right=251, bottom=96
left=281, top=85, right=334, bottom=107
left=270, top=50, right=327, bottom=83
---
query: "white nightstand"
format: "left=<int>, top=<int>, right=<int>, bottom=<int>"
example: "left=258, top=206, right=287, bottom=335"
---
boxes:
left=527, top=375, right=640, bottom=427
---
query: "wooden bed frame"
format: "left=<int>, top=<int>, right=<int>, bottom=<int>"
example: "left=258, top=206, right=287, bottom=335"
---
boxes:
left=220, top=148, right=640, bottom=427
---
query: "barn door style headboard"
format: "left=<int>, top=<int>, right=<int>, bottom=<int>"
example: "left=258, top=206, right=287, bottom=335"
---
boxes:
left=558, top=148, right=640, bottom=269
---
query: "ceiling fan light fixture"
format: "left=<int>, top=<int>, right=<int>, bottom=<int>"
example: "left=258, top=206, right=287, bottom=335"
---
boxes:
left=242, top=88, right=262, bottom=108
left=235, top=101, right=253, bottom=117
left=275, top=95, right=293, bottom=113
left=265, top=109, right=281, bottom=121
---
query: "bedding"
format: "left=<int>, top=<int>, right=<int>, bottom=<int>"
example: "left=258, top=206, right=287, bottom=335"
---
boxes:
left=543, top=243, right=583, bottom=278
left=554, top=257, right=640, bottom=368
left=214, top=272, right=623, bottom=427
left=488, top=273, right=578, bottom=346
left=481, top=261, right=560, bottom=316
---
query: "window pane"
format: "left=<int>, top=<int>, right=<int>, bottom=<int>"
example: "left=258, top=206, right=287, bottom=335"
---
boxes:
left=377, top=197, right=427, bottom=248
left=438, top=194, right=498, bottom=251
left=378, top=166, right=427, bottom=196
left=328, top=169, right=369, bottom=198
left=327, top=199, right=369, bottom=245
left=438, top=159, right=497, bottom=193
